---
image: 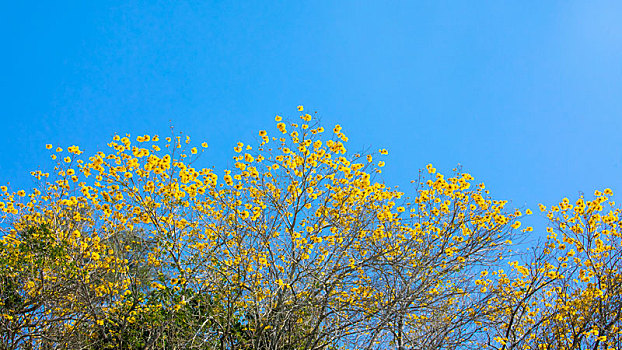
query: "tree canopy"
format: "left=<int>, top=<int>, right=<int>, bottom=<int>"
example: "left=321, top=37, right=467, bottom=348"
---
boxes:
left=1, top=108, right=621, bottom=349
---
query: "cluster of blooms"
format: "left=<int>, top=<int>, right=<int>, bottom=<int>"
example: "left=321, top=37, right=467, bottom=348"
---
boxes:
left=0, top=107, right=620, bottom=349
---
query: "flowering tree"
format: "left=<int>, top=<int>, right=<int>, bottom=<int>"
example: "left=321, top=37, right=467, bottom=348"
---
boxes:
left=1, top=107, right=620, bottom=349
left=481, top=191, right=622, bottom=350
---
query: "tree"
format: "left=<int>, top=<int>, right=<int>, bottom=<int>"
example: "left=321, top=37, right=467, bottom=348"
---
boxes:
left=481, top=191, right=622, bottom=349
left=4, top=107, right=617, bottom=349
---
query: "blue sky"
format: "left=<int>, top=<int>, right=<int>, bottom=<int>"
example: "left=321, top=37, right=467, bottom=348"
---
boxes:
left=2, top=1, right=622, bottom=219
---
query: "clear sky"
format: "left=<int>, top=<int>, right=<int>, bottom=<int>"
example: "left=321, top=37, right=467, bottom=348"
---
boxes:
left=2, top=1, right=622, bottom=219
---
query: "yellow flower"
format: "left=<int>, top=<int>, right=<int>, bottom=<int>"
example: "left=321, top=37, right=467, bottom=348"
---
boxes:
left=378, top=161, right=385, bottom=167
left=56, top=147, right=63, bottom=152
left=333, top=125, right=342, bottom=133
left=259, top=130, right=267, bottom=137
left=297, top=105, right=304, bottom=111
left=68, top=145, right=82, bottom=154
left=426, top=163, right=435, bottom=174
left=64, top=157, right=71, bottom=163
left=191, top=147, right=198, bottom=154
left=379, top=149, right=388, bottom=155
left=201, top=142, right=208, bottom=148
left=277, top=122, right=287, bottom=134
left=17, top=190, right=25, bottom=197
left=275, top=115, right=282, bottom=122
left=151, top=282, right=166, bottom=290
left=45, top=144, right=52, bottom=149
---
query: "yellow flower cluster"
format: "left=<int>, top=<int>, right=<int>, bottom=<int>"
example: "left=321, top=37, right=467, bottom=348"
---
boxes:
left=0, top=108, right=620, bottom=349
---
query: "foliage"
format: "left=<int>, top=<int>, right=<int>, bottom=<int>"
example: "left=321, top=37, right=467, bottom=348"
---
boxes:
left=0, top=107, right=621, bottom=349
left=482, top=192, right=622, bottom=349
